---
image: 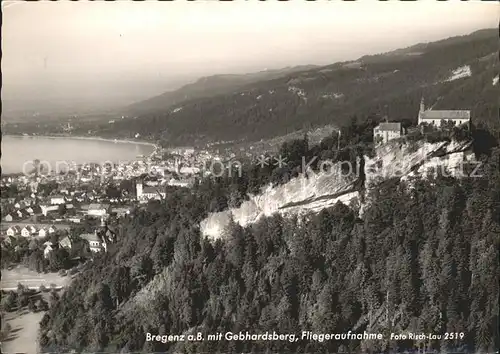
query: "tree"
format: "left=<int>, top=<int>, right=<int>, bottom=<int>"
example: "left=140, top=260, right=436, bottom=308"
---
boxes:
left=58, top=203, right=67, bottom=216
left=48, top=248, right=71, bottom=271
left=1, top=292, right=16, bottom=312
left=17, top=292, right=29, bottom=309
left=0, top=322, right=12, bottom=341
left=106, top=184, right=121, bottom=199
left=49, top=291, right=60, bottom=308
left=37, top=298, right=49, bottom=312
left=28, top=298, right=36, bottom=312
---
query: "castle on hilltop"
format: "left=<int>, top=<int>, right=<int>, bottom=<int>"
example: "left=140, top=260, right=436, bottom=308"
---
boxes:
left=417, top=97, right=471, bottom=129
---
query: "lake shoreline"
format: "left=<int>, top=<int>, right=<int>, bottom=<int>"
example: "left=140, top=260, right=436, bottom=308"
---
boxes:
left=3, top=134, right=159, bottom=150
left=1, top=135, right=159, bottom=175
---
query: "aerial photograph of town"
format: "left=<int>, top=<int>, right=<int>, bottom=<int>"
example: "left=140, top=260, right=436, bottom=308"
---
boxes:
left=0, top=1, right=498, bottom=353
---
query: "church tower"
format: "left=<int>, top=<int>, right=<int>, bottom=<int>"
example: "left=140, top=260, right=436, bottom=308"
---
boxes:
left=418, top=96, right=425, bottom=125
left=136, top=181, right=143, bottom=199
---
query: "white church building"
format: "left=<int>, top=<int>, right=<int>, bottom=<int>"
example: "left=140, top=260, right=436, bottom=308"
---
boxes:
left=417, top=97, right=471, bottom=128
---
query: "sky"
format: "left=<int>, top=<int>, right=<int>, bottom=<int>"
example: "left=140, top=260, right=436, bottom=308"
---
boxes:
left=1, top=0, right=498, bottom=115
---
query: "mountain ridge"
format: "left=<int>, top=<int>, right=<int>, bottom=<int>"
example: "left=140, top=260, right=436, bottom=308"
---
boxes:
left=126, top=65, right=319, bottom=115
left=94, top=28, right=498, bottom=146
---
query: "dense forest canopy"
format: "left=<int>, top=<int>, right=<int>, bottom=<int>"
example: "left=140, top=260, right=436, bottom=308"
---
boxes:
left=38, top=121, right=500, bottom=353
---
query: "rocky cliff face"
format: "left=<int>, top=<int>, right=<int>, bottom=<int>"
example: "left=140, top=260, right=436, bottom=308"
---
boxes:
left=365, top=139, right=475, bottom=187
left=200, top=139, right=475, bottom=239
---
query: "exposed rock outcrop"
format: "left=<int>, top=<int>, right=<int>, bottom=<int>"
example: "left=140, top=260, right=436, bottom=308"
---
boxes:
left=201, top=139, right=475, bottom=240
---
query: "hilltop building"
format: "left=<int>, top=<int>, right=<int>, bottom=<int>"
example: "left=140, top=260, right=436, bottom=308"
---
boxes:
left=373, top=122, right=405, bottom=145
left=417, top=97, right=471, bottom=128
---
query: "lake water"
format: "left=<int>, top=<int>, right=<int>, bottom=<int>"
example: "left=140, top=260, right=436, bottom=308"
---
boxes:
left=1, top=135, right=155, bottom=175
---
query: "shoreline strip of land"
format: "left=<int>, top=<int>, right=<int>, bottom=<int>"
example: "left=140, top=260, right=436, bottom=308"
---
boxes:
left=3, top=134, right=159, bottom=149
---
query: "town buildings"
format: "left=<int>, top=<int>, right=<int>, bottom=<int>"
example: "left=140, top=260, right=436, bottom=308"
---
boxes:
left=1, top=144, right=210, bottom=251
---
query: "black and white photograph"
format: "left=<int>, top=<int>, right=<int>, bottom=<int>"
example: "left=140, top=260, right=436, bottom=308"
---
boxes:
left=0, top=1, right=499, bottom=353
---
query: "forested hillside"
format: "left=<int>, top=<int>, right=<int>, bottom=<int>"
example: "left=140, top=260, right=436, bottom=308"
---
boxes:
left=126, top=65, right=318, bottom=115
left=38, top=125, right=499, bottom=353
left=91, top=28, right=499, bottom=146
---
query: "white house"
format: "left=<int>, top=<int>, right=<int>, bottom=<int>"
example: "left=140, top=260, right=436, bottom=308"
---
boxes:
left=50, top=196, right=66, bottom=205
left=373, top=122, right=405, bottom=145
left=43, top=242, right=54, bottom=259
left=41, top=205, right=59, bottom=216
left=87, top=203, right=110, bottom=217
left=4, top=214, right=14, bottom=222
left=38, top=228, right=48, bottom=238
left=48, top=225, right=57, bottom=234
left=80, top=231, right=106, bottom=252
left=21, top=226, right=36, bottom=237
left=6, top=226, right=21, bottom=237
left=417, top=97, right=471, bottom=128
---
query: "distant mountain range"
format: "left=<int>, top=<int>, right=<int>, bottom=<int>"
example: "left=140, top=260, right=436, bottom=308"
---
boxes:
left=100, top=28, right=498, bottom=146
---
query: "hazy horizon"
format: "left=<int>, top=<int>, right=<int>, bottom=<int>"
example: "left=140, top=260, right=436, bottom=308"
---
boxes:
left=2, top=0, right=497, bottom=117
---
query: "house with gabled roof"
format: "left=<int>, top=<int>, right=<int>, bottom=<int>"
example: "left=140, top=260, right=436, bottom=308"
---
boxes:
left=59, top=236, right=73, bottom=249
left=16, top=209, right=30, bottom=219
left=81, top=231, right=107, bottom=252
left=373, top=122, right=405, bottom=145
left=43, top=241, right=59, bottom=259
left=38, top=228, right=49, bottom=238
left=6, top=226, right=21, bottom=237
left=21, top=225, right=37, bottom=237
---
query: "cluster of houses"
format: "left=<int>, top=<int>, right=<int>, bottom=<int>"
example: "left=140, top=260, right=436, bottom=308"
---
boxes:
left=373, top=97, right=471, bottom=145
left=4, top=217, right=114, bottom=258
left=6, top=224, right=59, bottom=238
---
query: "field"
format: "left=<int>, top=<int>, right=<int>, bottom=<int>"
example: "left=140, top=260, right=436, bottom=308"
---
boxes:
left=0, top=266, right=70, bottom=290
left=2, top=310, right=44, bottom=354
left=1, top=267, right=71, bottom=353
